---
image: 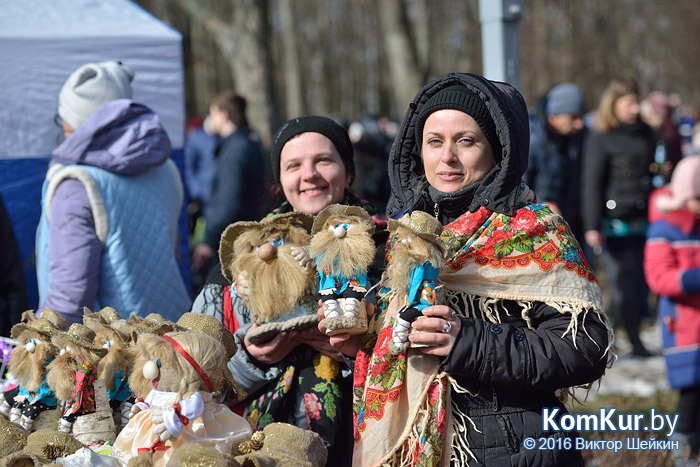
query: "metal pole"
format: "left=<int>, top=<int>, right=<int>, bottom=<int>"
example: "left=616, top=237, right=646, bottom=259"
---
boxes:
left=478, top=0, right=523, bottom=89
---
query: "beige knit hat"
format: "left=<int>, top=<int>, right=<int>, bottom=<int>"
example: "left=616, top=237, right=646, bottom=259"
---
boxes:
left=655, top=155, right=700, bottom=213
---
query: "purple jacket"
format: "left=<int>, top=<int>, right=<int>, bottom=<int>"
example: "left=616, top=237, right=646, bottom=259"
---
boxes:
left=39, top=99, right=175, bottom=324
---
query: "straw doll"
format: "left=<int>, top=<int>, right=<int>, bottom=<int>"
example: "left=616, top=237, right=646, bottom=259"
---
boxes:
left=46, top=323, right=107, bottom=433
left=111, top=330, right=251, bottom=465
left=309, top=204, right=376, bottom=335
left=219, top=211, right=317, bottom=344
left=90, top=318, right=133, bottom=429
left=0, top=318, right=59, bottom=431
left=384, top=211, right=447, bottom=355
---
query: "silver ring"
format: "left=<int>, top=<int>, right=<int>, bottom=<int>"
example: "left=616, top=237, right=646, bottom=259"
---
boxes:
left=442, top=321, right=452, bottom=333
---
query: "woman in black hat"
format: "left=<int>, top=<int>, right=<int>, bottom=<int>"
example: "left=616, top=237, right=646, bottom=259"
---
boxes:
left=192, top=115, right=386, bottom=465
left=324, top=74, right=612, bottom=466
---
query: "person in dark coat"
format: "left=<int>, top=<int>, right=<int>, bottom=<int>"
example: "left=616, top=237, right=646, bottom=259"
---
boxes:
left=582, top=78, right=657, bottom=357
left=324, top=73, right=612, bottom=466
left=191, top=91, right=264, bottom=271
left=524, top=83, right=589, bottom=255
left=0, top=192, right=28, bottom=337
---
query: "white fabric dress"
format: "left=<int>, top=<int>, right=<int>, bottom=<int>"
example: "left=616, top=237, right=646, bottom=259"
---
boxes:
left=111, top=389, right=251, bottom=465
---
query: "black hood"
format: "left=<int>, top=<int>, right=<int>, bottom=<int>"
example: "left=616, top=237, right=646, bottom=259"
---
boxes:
left=386, top=73, right=530, bottom=219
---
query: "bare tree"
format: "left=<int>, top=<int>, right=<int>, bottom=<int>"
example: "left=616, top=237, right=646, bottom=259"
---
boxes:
left=378, top=0, right=424, bottom=111
left=278, top=0, right=303, bottom=118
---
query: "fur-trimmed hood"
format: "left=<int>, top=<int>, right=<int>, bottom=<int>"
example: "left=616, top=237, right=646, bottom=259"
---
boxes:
left=385, top=73, right=530, bottom=219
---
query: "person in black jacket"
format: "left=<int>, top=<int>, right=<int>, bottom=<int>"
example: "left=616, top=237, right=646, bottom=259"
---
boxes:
left=324, top=73, right=612, bottom=466
left=191, top=91, right=264, bottom=275
left=582, top=78, right=656, bottom=357
left=0, top=192, right=29, bottom=337
left=524, top=83, right=589, bottom=256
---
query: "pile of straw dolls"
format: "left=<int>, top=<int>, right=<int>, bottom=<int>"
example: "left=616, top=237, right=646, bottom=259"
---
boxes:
left=0, top=306, right=328, bottom=466
left=0, top=205, right=446, bottom=466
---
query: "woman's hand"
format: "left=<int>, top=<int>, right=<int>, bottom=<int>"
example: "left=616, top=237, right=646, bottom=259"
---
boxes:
left=243, top=326, right=302, bottom=366
left=290, top=246, right=313, bottom=271
left=317, top=301, right=375, bottom=357
left=584, top=230, right=604, bottom=250
left=235, top=271, right=250, bottom=300
left=192, top=243, right=215, bottom=268
left=409, top=305, right=461, bottom=357
left=299, top=326, right=345, bottom=362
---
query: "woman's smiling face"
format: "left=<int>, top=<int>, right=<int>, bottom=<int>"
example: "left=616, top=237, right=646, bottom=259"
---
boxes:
left=279, top=132, right=351, bottom=215
left=421, top=109, right=495, bottom=193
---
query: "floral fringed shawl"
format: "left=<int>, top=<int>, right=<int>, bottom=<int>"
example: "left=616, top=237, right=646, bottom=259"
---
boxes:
left=352, top=183, right=613, bottom=466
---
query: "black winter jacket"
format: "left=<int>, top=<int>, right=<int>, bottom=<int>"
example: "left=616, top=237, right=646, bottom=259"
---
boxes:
left=524, top=101, right=587, bottom=239
left=203, top=127, right=264, bottom=248
left=581, top=121, right=656, bottom=232
left=442, top=298, right=607, bottom=466
left=385, top=73, right=609, bottom=466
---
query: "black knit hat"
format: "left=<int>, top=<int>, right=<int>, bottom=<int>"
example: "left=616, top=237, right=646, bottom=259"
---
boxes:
left=271, top=115, right=355, bottom=183
left=415, top=85, right=501, bottom=159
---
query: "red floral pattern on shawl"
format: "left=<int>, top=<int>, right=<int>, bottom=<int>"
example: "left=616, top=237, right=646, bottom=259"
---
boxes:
left=353, top=183, right=602, bottom=466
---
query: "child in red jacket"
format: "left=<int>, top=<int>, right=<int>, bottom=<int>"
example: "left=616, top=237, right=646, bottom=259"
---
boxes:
left=645, top=155, right=700, bottom=465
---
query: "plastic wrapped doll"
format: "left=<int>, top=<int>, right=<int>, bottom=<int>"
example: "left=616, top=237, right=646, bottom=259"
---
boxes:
left=0, top=318, right=59, bottom=430
left=384, top=211, right=447, bottom=355
left=111, top=330, right=251, bottom=465
left=309, top=204, right=376, bottom=335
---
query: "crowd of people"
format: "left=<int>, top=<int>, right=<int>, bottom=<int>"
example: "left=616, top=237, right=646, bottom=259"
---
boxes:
left=1, top=58, right=700, bottom=466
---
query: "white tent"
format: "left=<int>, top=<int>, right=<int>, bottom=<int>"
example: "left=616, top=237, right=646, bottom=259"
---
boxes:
left=0, top=0, right=189, bottom=307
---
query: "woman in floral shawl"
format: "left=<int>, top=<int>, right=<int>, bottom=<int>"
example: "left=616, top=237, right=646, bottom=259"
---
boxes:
left=323, top=73, right=613, bottom=466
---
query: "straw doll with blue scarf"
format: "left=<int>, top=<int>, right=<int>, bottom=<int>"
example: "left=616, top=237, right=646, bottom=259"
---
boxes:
left=90, top=319, right=133, bottom=429
left=1, top=318, right=59, bottom=431
left=309, top=204, right=376, bottom=336
left=385, top=211, right=447, bottom=355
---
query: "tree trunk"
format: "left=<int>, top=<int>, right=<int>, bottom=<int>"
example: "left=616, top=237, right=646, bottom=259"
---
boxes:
left=177, top=0, right=280, bottom=147
left=378, top=0, right=423, bottom=112
left=278, top=0, right=303, bottom=119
